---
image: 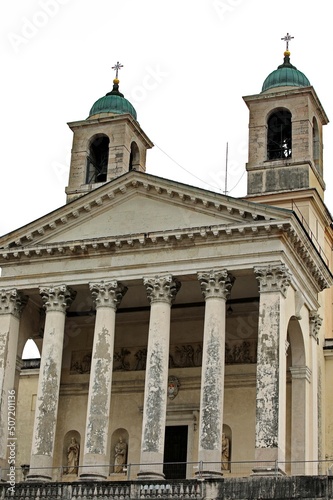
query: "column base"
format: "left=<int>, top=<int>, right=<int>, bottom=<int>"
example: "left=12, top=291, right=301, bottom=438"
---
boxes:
left=251, top=466, right=286, bottom=476
left=80, top=453, right=109, bottom=480
left=79, top=472, right=108, bottom=481
left=26, top=474, right=52, bottom=482
left=137, top=470, right=165, bottom=480
left=195, top=470, right=223, bottom=479
left=26, top=456, right=54, bottom=482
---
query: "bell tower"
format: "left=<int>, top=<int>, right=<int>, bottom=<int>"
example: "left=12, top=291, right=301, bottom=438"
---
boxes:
left=65, top=62, right=153, bottom=203
left=243, top=35, right=330, bottom=246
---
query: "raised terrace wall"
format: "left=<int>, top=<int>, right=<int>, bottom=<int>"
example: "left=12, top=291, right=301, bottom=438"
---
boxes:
left=1, top=477, right=333, bottom=500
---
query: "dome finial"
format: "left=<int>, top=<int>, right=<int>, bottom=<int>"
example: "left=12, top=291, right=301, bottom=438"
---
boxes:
left=281, top=32, right=294, bottom=57
left=89, top=61, right=137, bottom=119
left=261, top=33, right=310, bottom=92
left=112, top=60, right=123, bottom=85
left=107, top=61, right=125, bottom=98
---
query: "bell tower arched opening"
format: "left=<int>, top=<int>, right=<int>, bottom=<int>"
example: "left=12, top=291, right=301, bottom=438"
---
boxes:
left=65, top=71, right=153, bottom=202
left=312, top=117, right=321, bottom=174
left=129, top=141, right=140, bottom=171
left=267, top=109, right=292, bottom=160
left=241, top=47, right=329, bottom=204
left=86, top=134, right=110, bottom=184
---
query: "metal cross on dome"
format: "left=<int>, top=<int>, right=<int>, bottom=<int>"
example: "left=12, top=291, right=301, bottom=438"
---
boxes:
left=112, top=61, right=123, bottom=79
left=281, top=32, right=294, bottom=51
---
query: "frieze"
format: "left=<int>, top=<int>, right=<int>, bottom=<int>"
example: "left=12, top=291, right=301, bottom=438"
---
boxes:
left=70, top=340, right=257, bottom=374
left=225, top=340, right=257, bottom=364
left=70, top=350, right=92, bottom=374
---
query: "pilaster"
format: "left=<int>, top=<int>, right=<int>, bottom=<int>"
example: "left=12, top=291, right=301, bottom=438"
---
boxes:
left=289, top=366, right=311, bottom=474
left=308, top=310, right=322, bottom=473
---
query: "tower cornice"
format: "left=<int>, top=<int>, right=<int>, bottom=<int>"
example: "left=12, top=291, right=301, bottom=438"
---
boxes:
left=67, top=113, right=154, bottom=149
left=243, top=85, right=329, bottom=125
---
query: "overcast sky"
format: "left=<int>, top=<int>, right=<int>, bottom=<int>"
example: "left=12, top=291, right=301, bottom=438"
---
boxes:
left=1, top=0, right=333, bottom=239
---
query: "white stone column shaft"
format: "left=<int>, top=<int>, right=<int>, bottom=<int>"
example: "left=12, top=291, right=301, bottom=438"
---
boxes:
left=197, top=270, right=234, bottom=478
left=0, top=289, right=26, bottom=477
left=27, top=285, right=75, bottom=482
left=80, top=280, right=127, bottom=480
left=138, top=275, right=181, bottom=480
left=253, top=264, right=291, bottom=473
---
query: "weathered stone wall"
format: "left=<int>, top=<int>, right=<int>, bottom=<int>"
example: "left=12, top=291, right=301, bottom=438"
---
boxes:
left=214, top=476, right=333, bottom=499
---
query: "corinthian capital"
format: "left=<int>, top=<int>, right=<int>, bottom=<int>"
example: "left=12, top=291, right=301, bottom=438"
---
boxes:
left=197, top=269, right=235, bottom=300
left=0, top=289, right=27, bottom=318
left=89, top=280, right=128, bottom=310
left=254, top=263, right=291, bottom=297
left=39, top=285, right=76, bottom=313
left=143, top=275, right=181, bottom=304
left=309, top=311, right=322, bottom=340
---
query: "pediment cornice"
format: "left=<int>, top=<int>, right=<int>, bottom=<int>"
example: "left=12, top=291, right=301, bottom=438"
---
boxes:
left=0, top=217, right=331, bottom=291
left=0, top=172, right=331, bottom=291
left=0, top=218, right=286, bottom=259
left=0, top=172, right=283, bottom=250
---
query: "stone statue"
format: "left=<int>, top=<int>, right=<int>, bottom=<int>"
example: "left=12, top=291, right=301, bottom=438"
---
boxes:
left=114, top=437, right=127, bottom=473
left=67, top=437, right=80, bottom=474
left=221, top=433, right=230, bottom=470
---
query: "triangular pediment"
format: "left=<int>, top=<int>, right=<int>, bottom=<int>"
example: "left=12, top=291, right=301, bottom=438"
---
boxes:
left=1, top=171, right=331, bottom=292
left=41, top=194, right=240, bottom=243
left=0, top=171, right=290, bottom=252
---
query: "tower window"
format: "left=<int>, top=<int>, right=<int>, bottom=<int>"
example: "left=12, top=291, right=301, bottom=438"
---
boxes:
left=267, top=110, right=292, bottom=160
left=129, top=141, right=140, bottom=171
left=312, top=117, right=321, bottom=173
left=86, top=135, right=109, bottom=183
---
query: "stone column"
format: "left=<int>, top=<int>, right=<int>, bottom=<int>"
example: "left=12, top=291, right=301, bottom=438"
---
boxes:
left=27, top=285, right=75, bottom=482
left=137, top=275, right=181, bottom=480
left=253, top=264, right=291, bottom=475
left=80, top=280, right=127, bottom=480
left=196, top=269, right=234, bottom=478
left=0, top=289, right=26, bottom=477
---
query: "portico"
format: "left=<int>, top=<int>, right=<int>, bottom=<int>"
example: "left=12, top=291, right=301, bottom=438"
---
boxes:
left=0, top=46, right=332, bottom=488
left=0, top=237, right=326, bottom=481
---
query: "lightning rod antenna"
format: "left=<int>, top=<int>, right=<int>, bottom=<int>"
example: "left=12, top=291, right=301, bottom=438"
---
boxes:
left=224, top=142, right=229, bottom=195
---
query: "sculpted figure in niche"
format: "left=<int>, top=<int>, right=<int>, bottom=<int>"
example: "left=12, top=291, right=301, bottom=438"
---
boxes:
left=67, top=437, right=80, bottom=474
left=114, top=437, right=127, bottom=473
left=221, top=433, right=230, bottom=471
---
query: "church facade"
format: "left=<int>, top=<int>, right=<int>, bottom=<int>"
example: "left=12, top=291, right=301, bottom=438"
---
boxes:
left=1, top=42, right=333, bottom=497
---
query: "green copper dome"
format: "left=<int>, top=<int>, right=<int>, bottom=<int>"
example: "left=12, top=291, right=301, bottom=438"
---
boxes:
left=261, top=51, right=310, bottom=93
left=88, top=79, right=137, bottom=120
